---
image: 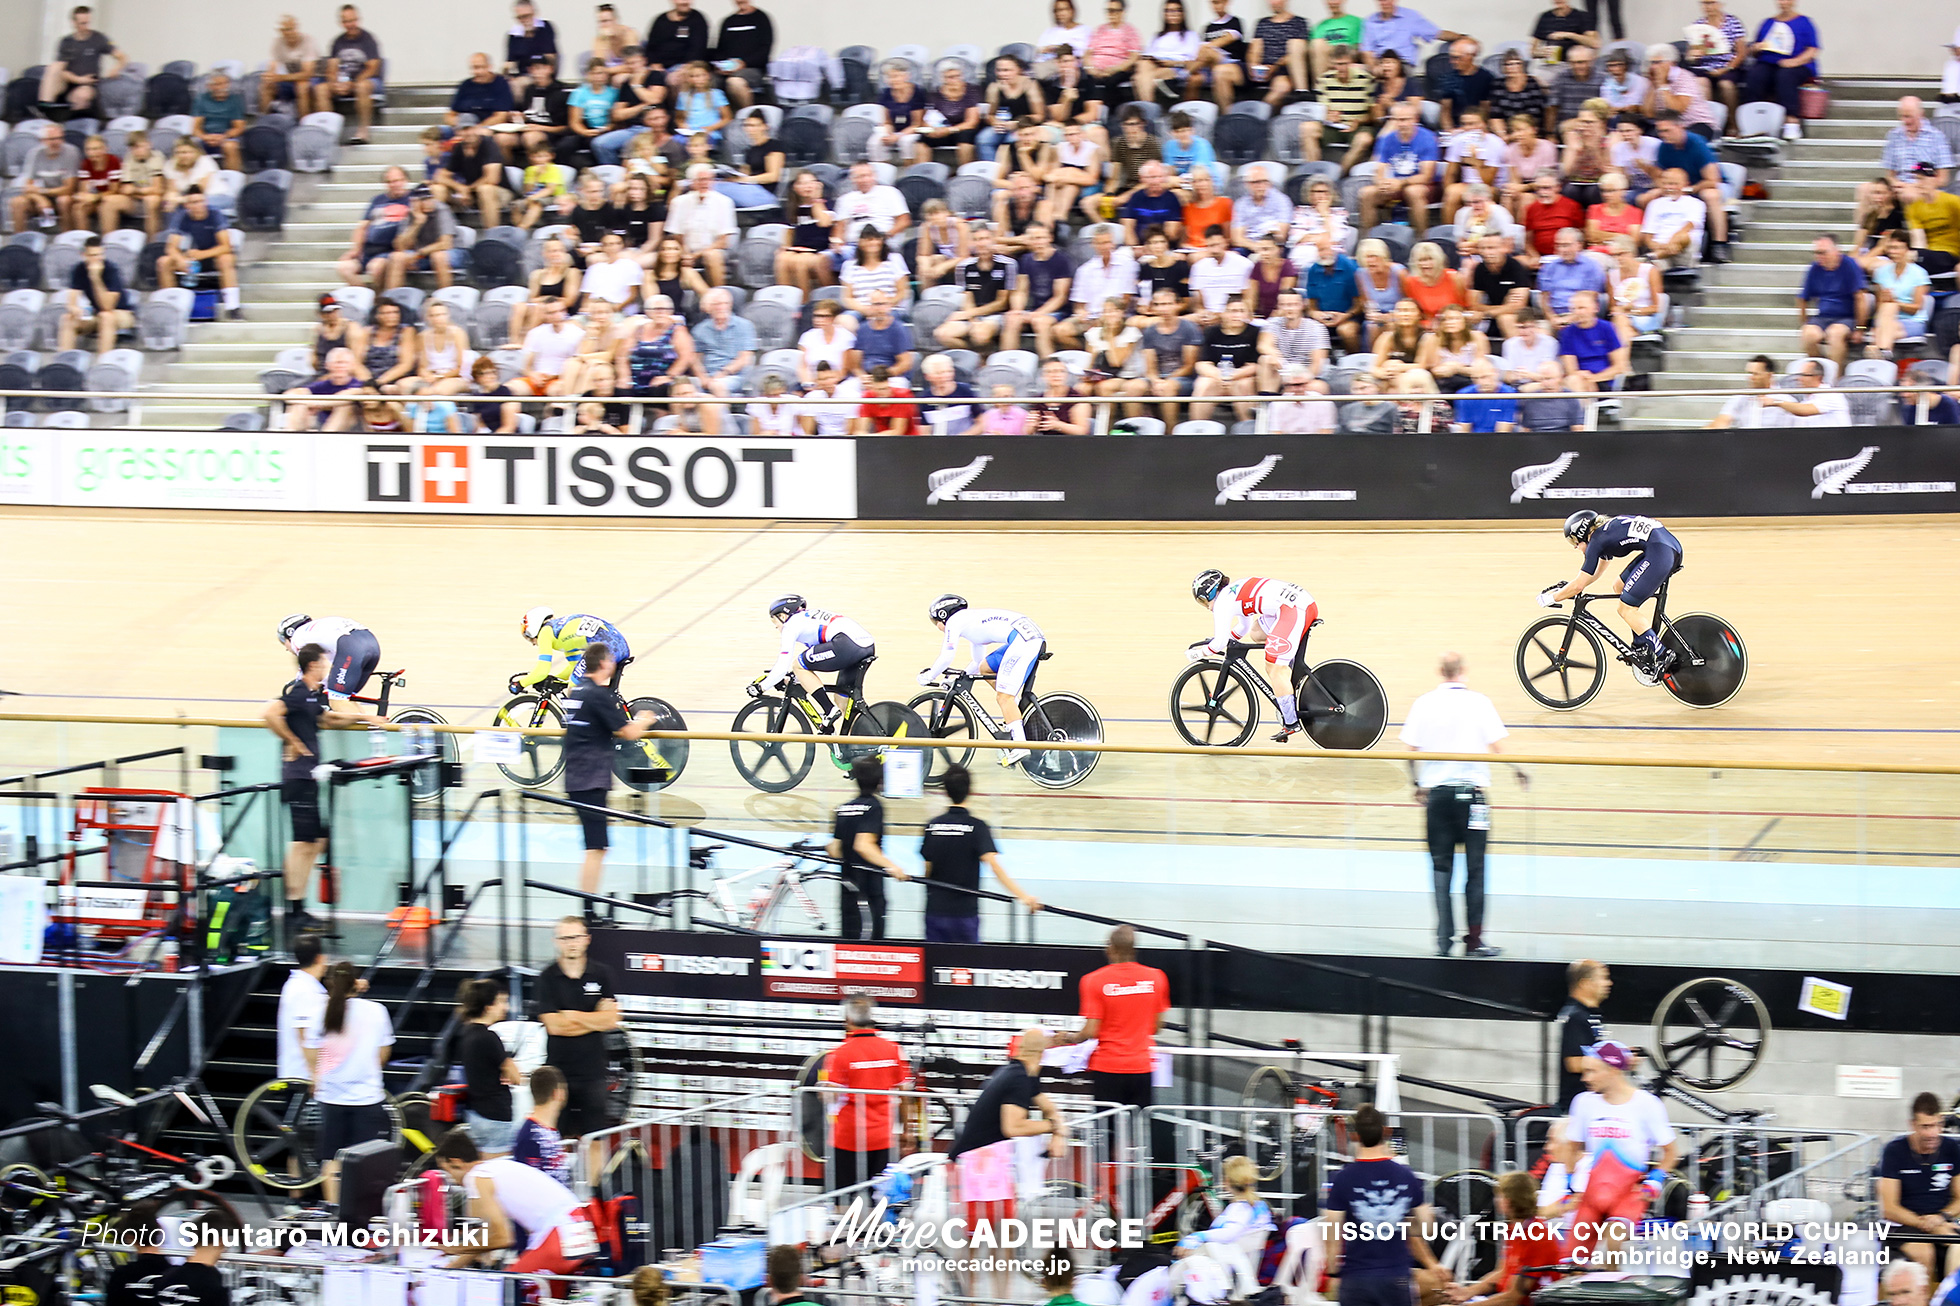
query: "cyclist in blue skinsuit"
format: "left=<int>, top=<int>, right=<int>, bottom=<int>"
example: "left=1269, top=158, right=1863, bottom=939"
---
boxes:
left=1540, top=510, right=1685, bottom=673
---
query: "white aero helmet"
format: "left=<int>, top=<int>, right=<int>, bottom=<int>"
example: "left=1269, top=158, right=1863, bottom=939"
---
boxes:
left=521, top=605, right=555, bottom=640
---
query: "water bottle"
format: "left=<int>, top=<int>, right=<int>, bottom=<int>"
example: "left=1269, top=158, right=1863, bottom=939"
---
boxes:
left=1686, top=1191, right=1709, bottom=1222
left=1685, top=1191, right=1713, bottom=1263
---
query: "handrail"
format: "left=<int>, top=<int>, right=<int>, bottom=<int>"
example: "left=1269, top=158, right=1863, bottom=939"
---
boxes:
left=3, top=710, right=1956, bottom=775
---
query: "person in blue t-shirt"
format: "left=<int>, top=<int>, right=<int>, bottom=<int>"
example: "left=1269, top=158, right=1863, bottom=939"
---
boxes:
left=1325, top=1105, right=1447, bottom=1306
left=1556, top=291, right=1628, bottom=391
left=1743, top=0, right=1820, bottom=129
left=1541, top=511, right=1687, bottom=674
left=1798, top=235, right=1867, bottom=371
left=1651, top=112, right=1730, bottom=260
left=1362, top=101, right=1441, bottom=233
left=1304, top=247, right=1363, bottom=353
left=158, top=191, right=240, bottom=318
left=1451, top=361, right=1518, bottom=431
left=1121, top=163, right=1187, bottom=246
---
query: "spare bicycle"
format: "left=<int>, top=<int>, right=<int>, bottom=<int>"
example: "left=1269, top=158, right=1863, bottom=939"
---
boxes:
left=491, top=657, right=690, bottom=793
left=907, top=654, right=1104, bottom=790
left=1515, top=579, right=1747, bottom=711
left=1170, top=633, right=1388, bottom=750
left=729, top=659, right=926, bottom=794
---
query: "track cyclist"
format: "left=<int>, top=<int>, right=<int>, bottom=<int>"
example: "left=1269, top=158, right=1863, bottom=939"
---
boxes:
left=918, top=597, right=1046, bottom=766
left=758, top=595, right=876, bottom=733
left=1540, top=511, right=1685, bottom=676
left=1189, top=569, right=1319, bottom=743
left=1562, top=1038, right=1678, bottom=1264
left=277, top=614, right=381, bottom=702
left=518, top=607, right=631, bottom=691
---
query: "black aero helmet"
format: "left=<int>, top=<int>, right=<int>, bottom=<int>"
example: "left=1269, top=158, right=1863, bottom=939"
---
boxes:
left=1563, top=510, right=1603, bottom=544
left=1192, top=568, right=1228, bottom=605
left=928, top=594, right=969, bottom=624
left=767, top=594, right=806, bottom=620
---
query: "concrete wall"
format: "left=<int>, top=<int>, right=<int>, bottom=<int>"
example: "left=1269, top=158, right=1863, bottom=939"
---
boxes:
left=29, top=0, right=1951, bottom=90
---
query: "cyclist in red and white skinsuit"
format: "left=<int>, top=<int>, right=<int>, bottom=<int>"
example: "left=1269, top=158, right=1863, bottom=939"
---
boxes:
left=1188, top=569, right=1320, bottom=742
left=1563, top=1040, right=1678, bottom=1264
left=436, top=1130, right=597, bottom=1286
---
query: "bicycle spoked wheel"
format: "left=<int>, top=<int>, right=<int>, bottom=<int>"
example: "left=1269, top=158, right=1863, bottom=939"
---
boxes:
left=1515, top=616, right=1607, bottom=710
left=1240, top=1066, right=1292, bottom=1182
left=1429, top=1170, right=1500, bottom=1282
left=1300, top=659, right=1388, bottom=750
left=492, top=693, right=566, bottom=788
left=389, top=707, right=457, bottom=803
left=906, top=690, right=978, bottom=783
left=1651, top=975, right=1770, bottom=1091
left=1170, top=659, right=1261, bottom=747
left=1022, top=692, right=1102, bottom=789
left=729, top=696, right=815, bottom=793
left=1661, top=613, right=1748, bottom=709
left=233, top=1077, right=324, bottom=1191
left=616, top=696, right=690, bottom=792
left=393, top=1092, right=437, bottom=1175
left=839, top=701, right=930, bottom=768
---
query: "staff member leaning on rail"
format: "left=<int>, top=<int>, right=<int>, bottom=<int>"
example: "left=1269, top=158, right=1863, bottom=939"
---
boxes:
left=262, top=641, right=381, bottom=940
left=829, top=755, right=911, bottom=942
left=563, top=641, right=658, bottom=903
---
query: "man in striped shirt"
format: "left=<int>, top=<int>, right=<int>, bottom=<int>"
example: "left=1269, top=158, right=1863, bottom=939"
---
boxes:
left=1885, top=97, right=1954, bottom=191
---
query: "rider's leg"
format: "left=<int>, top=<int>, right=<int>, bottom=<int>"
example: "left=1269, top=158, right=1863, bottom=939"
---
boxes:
left=792, top=665, right=837, bottom=719
left=1264, top=657, right=1298, bottom=727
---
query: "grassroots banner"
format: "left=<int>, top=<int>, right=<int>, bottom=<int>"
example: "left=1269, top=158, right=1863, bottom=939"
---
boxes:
left=0, top=429, right=57, bottom=505
left=53, top=429, right=317, bottom=510
left=313, top=434, right=857, bottom=518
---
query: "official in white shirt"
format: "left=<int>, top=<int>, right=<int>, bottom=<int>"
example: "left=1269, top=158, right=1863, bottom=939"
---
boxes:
left=1397, top=652, right=1528, bottom=959
left=276, top=934, right=330, bottom=1080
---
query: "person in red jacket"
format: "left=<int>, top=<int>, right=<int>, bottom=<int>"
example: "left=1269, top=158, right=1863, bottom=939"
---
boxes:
left=821, top=992, right=913, bottom=1193
left=1060, top=925, right=1171, bottom=1107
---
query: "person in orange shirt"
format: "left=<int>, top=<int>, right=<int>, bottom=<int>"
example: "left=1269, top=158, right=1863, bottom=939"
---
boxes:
left=1444, top=1171, right=1567, bottom=1306
left=1181, top=167, right=1237, bottom=255
left=821, top=992, right=914, bottom=1194
left=1058, top=924, right=1171, bottom=1107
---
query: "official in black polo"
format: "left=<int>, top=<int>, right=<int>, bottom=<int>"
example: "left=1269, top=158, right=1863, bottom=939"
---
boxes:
left=1554, top=958, right=1611, bottom=1110
left=918, top=765, right=1042, bottom=944
left=562, top=642, right=657, bottom=908
left=828, top=755, right=910, bottom=940
left=261, top=641, right=378, bottom=939
left=534, top=914, right=622, bottom=1140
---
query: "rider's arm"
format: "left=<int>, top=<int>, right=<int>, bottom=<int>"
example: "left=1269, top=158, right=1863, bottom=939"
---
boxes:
left=1207, top=597, right=1235, bottom=653
left=519, top=626, right=569, bottom=687
left=920, top=619, right=963, bottom=680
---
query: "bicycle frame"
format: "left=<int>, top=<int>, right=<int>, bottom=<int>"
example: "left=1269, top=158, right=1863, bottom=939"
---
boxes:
left=1215, top=637, right=1332, bottom=707
left=346, top=668, right=406, bottom=716
left=922, top=674, right=1025, bottom=741
left=1559, top=580, right=1688, bottom=663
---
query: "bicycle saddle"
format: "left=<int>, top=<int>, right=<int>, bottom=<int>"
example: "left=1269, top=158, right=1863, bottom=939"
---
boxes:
left=1037, top=649, right=1053, bottom=661
left=687, top=843, right=726, bottom=870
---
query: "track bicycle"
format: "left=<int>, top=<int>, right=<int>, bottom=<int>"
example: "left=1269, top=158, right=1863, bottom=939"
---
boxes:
left=1170, top=632, right=1389, bottom=750
left=1514, top=578, right=1748, bottom=711
left=346, top=667, right=456, bottom=804
left=728, top=659, right=927, bottom=794
left=681, top=839, right=873, bottom=938
left=228, top=1078, right=424, bottom=1193
left=907, top=657, right=1104, bottom=791
left=491, top=657, right=691, bottom=793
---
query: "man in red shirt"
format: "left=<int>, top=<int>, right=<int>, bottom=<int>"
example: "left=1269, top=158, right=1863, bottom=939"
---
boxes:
left=851, top=366, right=917, bottom=435
left=1059, top=925, right=1171, bottom=1108
left=821, top=992, right=913, bottom=1194
left=1517, top=171, right=1583, bottom=261
left=1445, top=1171, right=1567, bottom=1306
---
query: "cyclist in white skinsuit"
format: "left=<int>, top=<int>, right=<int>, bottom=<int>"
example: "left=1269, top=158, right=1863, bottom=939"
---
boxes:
left=277, top=614, right=381, bottom=703
left=1188, top=569, right=1320, bottom=742
left=918, top=596, right=1046, bottom=766
left=760, top=594, right=877, bottom=732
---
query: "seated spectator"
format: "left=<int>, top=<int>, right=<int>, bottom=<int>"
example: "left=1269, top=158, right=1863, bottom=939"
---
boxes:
left=1288, top=176, right=1354, bottom=265
left=1501, top=117, right=1558, bottom=214
left=1518, top=361, right=1586, bottom=429
left=188, top=71, right=250, bottom=174
left=1188, top=225, right=1254, bottom=327
left=358, top=392, right=408, bottom=432
left=853, top=366, right=918, bottom=435
left=1392, top=367, right=1447, bottom=431
left=1651, top=111, right=1729, bottom=259
left=1500, top=308, right=1561, bottom=383
left=338, top=168, right=414, bottom=286
left=976, top=383, right=1034, bottom=433
left=607, top=47, right=668, bottom=123
left=40, top=5, right=123, bottom=116
left=708, top=0, right=771, bottom=110
left=1688, top=0, right=1747, bottom=130
left=1557, top=290, right=1627, bottom=390
left=1742, top=0, right=1818, bottom=140
left=1559, top=106, right=1610, bottom=207
left=163, top=137, right=232, bottom=219
left=1637, top=167, right=1706, bottom=267
left=1232, top=164, right=1291, bottom=247
left=799, top=365, right=859, bottom=437
left=619, top=295, right=698, bottom=399
left=1362, top=101, right=1441, bottom=233
left=918, top=62, right=985, bottom=166
left=1082, top=0, right=1145, bottom=104
left=563, top=57, right=624, bottom=165
left=1262, top=286, right=1328, bottom=383
left=1887, top=97, right=1954, bottom=191
left=1337, top=372, right=1398, bottom=431
left=463, top=356, right=521, bottom=433
left=1904, top=170, right=1960, bottom=291
left=396, top=300, right=472, bottom=396
left=995, top=170, right=1049, bottom=253
left=1122, top=162, right=1187, bottom=247
left=984, top=61, right=1051, bottom=164
left=569, top=399, right=624, bottom=435
left=1006, top=224, right=1074, bottom=356
left=1192, top=297, right=1271, bottom=422
left=832, top=162, right=913, bottom=256
left=1605, top=235, right=1665, bottom=337
left=316, top=5, right=383, bottom=144
left=515, top=54, right=573, bottom=158
left=1132, top=0, right=1201, bottom=107
left=1134, top=225, right=1192, bottom=317
left=1451, top=358, right=1518, bottom=431
left=1060, top=226, right=1139, bottom=346
left=1537, top=227, right=1606, bottom=328
left=56, top=236, right=136, bottom=356
left=384, top=186, right=458, bottom=292
left=1043, top=50, right=1101, bottom=136
left=116, top=131, right=165, bottom=238
left=1361, top=0, right=1456, bottom=70
left=1245, top=0, right=1312, bottom=107
left=1644, top=46, right=1717, bottom=137
left=514, top=143, right=572, bottom=230
left=1130, top=286, right=1203, bottom=420
left=913, top=200, right=968, bottom=289
left=1855, top=178, right=1908, bottom=272
left=936, top=225, right=1019, bottom=350
left=265, top=15, right=324, bottom=113
left=1532, top=0, right=1595, bottom=61
left=512, top=297, right=584, bottom=395
left=597, top=99, right=682, bottom=170
left=851, top=289, right=917, bottom=377
left=1161, top=113, right=1224, bottom=193
left=1607, top=120, right=1659, bottom=194
left=69, top=136, right=126, bottom=236
left=690, top=286, right=760, bottom=396
left=1489, top=52, right=1547, bottom=134
left=666, top=164, right=737, bottom=285
left=1305, top=0, right=1359, bottom=79
left=360, top=299, right=418, bottom=393
left=1453, top=184, right=1510, bottom=247
left=1546, top=46, right=1601, bottom=132
left=308, top=293, right=365, bottom=376
left=710, top=111, right=780, bottom=210
left=1098, top=108, right=1163, bottom=222
left=1442, top=110, right=1505, bottom=221
left=8, top=124, right=80, bottom=234
left=1869, top=233, right=1932, bottom=361
left=1369, top=50, right=1412, bottom=118
left=282, top=347, right=364, bottom=431
left=1371, top=298, right=1426, bottom=382
left=452, top=51, right=520, bottom=128
left=1470, top=233, right=1534, bottom=337
left=1517, top=170, right=1582, bottom=260
left=1418, top=303, right=1487, bottom=391
left=1402, top=241, right=1470, bottom=328
left=644, top=0, right=712, bottom=86
left=1268, top=362, right=1338, bottom=432
left=158, top=191, right=240, bottom=318
left=1180, top=169, right=1234, bottom=253
left=1705, top=354, right=1787, bottom=427
left=1436, top=39, right=1495, bottom=131
left=775, top=171, right=836, bottom=293
left=1763, top=358, right=1850, bottom=424
left=580, top=231, right=646, bottom=314
left=1355, top=236, right=1405, bottom=340
left=916, top=355, right=979, bottom=435
left=1245, top=234, right=1298, bottom=319
left=1597, top=52, right=1649, bottom=119
left=1799, top=234, right=1866, bottom=371
left=560, top=168, right=622, bottom=249
left=839, top=229, right=910, bottom=319
left=614, top=174, right=663, bottom=254
left=1040, top=0, right=1091, bottom=66
left=1085, top=293, right=1144, bottom=399
left=871, top=61, right=927, bottom=165
left=799, top=301, right=860, bottom=384
left=672, top=61, right=732, bottom=145
left=506, top=239, right=580, bottom=347
left=1048, top=121, right=1104, bottom=222
left=1302, top=44, right=1377, bottom=170
left=1028, top=358, right=1095, bottom=432
left=1906, top=384, right=1960, bottom=426
left=434, top=123, right=511, bottom=228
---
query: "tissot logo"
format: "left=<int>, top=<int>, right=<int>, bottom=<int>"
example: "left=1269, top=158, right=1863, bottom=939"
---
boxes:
left=1812, top=445, right=1957, bottom=499
left=932, top=966, right=1067, bottom=990
left=926, top=455, right=1064, bottom=505
left=362, top=441, right=800, bottom=509
left=1214, top=454, right=1357, bottom=504
left=1509, top=452, right=1653, bottom=503
left=624, top=952, right=754, bottom=976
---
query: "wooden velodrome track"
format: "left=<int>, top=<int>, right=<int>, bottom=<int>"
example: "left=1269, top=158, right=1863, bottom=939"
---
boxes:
left=3, top=508, right=1958, bottom=903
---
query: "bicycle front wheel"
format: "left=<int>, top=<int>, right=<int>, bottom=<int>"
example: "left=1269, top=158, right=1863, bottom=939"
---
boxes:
left=1241, top=1066, right=1292, bottom=1182
left=1300, top=659, right=1388, bottom=750
left=1661, top=613, right=1748, bottom=709
left=389, top=707, right=456, bottom=803
left=1170, top=659, right=1262, bottom=747
left=616, top=696, right=690, bottom=791
left=492, top=694, right=566, bottom=788
left=906, top=690, right=979, bottom=782
left=1023, top=692, right=1102, bottom=789
left=232, top=1077, right=323, bottom=1191
left=1515, top=616, right=1607, bottom=711
left=729, top=697, right=815, bottom=793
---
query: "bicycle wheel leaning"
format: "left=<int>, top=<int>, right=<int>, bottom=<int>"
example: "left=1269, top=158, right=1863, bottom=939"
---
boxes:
left=1650, top=975, right=1770, bottom=1092
left=1515, top=616, right=1608, bottom=711
left=491, top=693, right=566, bottom=788
left=1169, top=659, right=1263, bottom=747
left=1660, top=613, right=1748, bottom=709
left=1299, top=659, right=1388, bottom=750
left=1022, top=692, right=1103, bottom=789
left=729, top=696, right=816, bottom=793
left=616, top=696, right=690, bottom=792
left=906, top=690, right=979, bottom=783
left=231, top=1077, right=323, bottom=1191
left=388, top=707, right=457, bottom=804
left=1240, top=1066, right=1293, bottom=1182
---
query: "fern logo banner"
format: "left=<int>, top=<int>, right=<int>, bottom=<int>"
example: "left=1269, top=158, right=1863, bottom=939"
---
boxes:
left=1213, top=454, right=1358, bottom=505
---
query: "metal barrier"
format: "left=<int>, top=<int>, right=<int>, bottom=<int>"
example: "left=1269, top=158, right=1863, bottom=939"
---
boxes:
left=1703, top=1131, right=1884, bottom=1230
left=216, top=1253, right=744, bottom=1306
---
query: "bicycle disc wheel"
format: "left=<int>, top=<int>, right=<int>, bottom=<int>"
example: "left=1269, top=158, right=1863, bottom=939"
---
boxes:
left=793, top=1052, right=828, bottom=1162
left=1241, top=1066, right=1292, bottom=1182
left=839, top=701, right=930, bottom=768
left=1170, top=659, right=1261, bottom=747
left=1515, top=616, right=1607, bottom=711
left=616, top=697, right=690, bottom=792
left=492, top=694, right=566, bottom=788
left=1660, top=613, right=1749, bottom=709
left=729, top=697, right=815, bottom=793
left=232, top=1077, right=323, bottom=1191
left=389, top=708, right=456, bottom=804
left=1651, top=975, right=1770, bottom=1091
left=1022, top=692, right=1102, bottom=789
left=1300, top=659, right=1388, bottom=751
left=906, top=690, right=979, bottom=782
left=1429, top=1170, right=1500, bottom=1282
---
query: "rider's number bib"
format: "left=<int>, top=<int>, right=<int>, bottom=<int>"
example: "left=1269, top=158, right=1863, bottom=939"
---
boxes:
left=1622, top=516, right=1659, bottom=543
left=555, top=1217, right=599, bottom=1259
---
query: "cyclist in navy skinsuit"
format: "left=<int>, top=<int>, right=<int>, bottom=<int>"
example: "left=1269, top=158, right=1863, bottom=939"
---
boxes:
left=1540, top=510, right=1685, bottom=673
